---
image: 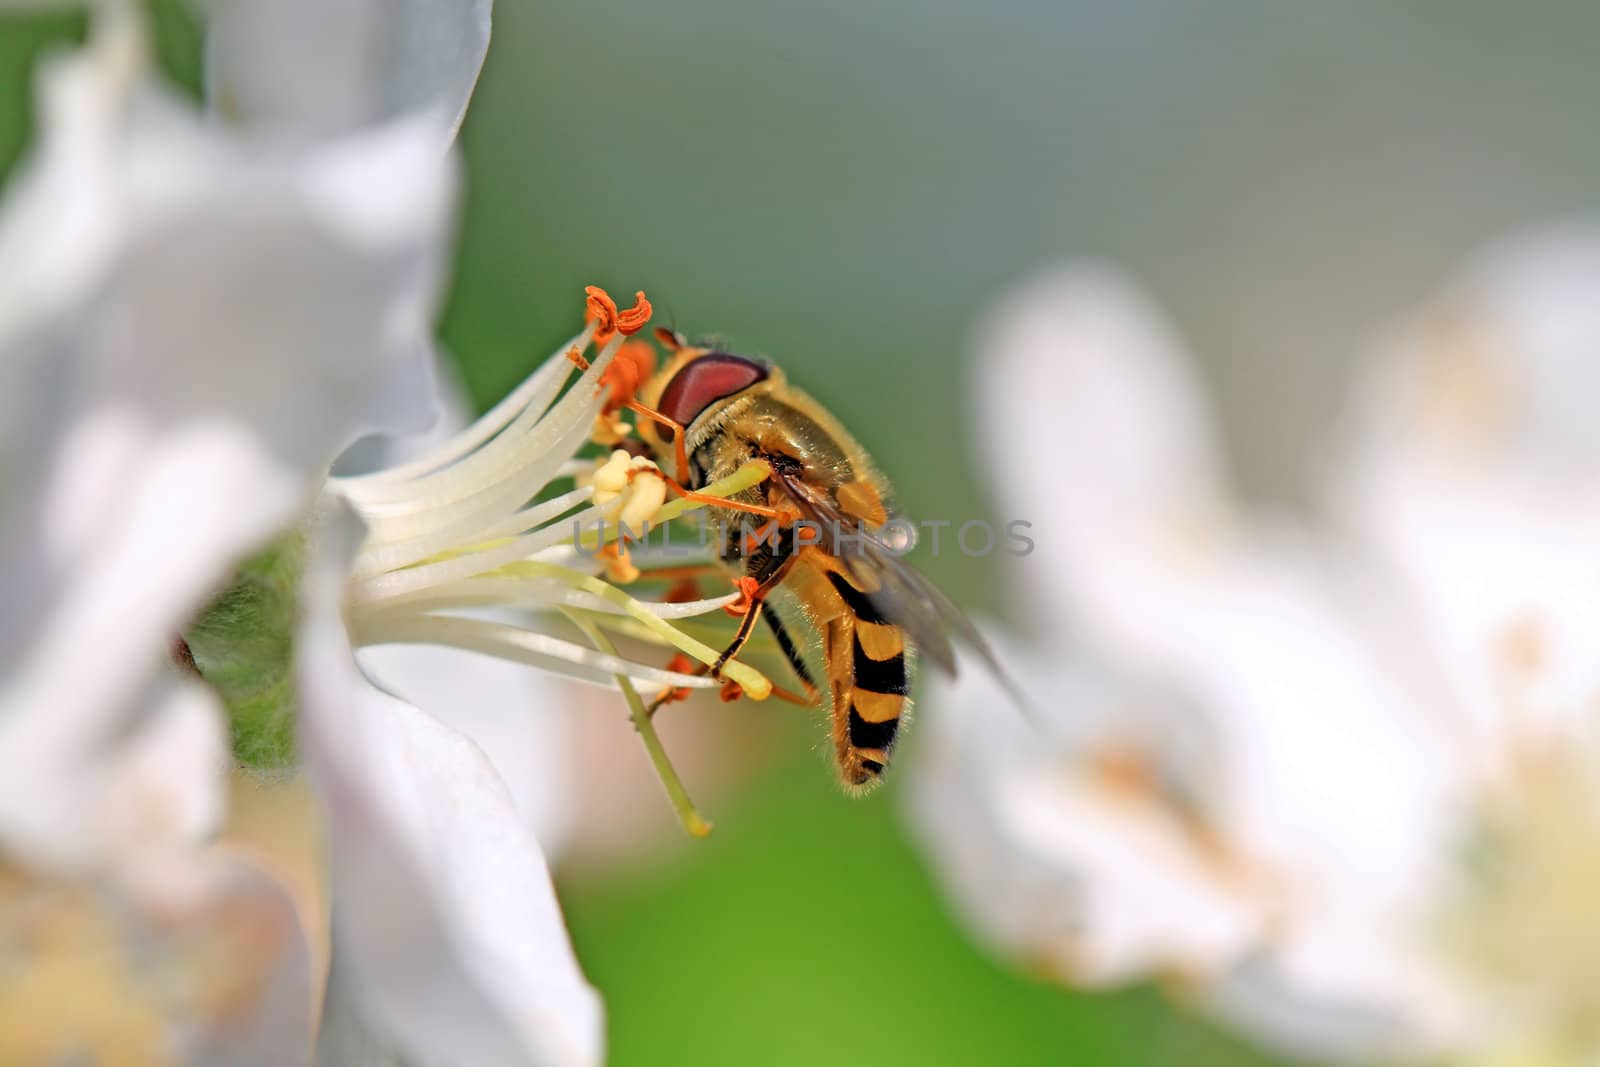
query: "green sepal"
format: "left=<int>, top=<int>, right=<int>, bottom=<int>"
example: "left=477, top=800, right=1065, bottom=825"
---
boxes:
left=185, top=531, right=304, bottom=768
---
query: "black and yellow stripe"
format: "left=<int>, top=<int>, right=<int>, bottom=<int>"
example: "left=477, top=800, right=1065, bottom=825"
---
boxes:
left=826, top=569, right=890, bottom=625
left=811, top=554, right=909, bottom=791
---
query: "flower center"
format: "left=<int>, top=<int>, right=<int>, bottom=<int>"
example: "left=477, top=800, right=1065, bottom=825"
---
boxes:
left=1443, top=740, right=1600, bottom=1062
left=328, top=287, right=773, bottom=702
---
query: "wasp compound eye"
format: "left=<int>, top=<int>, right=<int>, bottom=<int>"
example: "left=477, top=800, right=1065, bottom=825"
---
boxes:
left=657, top=353, right=769, bottom=427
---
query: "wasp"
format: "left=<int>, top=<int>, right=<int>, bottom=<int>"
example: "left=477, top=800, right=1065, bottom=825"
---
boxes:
left=616, top=328, right=1007, bottom=792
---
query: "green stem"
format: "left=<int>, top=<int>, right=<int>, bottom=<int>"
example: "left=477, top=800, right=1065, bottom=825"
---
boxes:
left=566, top=613, right=713, bottom=838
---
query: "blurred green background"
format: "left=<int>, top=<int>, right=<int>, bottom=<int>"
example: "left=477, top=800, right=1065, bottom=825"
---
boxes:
left=6, top=3, right=1600, bottom=1064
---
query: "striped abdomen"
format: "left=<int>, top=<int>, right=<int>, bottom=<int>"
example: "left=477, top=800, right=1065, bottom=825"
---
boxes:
left=807, top=553, right=909, bottom=791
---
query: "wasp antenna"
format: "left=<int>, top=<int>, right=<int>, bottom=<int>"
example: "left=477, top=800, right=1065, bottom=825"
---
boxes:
left=654, top=325, right=687, bottom=351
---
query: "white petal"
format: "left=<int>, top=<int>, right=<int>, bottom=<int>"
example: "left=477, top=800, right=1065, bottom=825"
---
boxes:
left=1327, top=224, right=1600, bottom=761
left=314, top=957, right=407, bottom=1067
left=0, top=18, right=135, bottom=345
left=974, top=269, right=1456, bottom=961
left=0, top=45, right=455, bottom=564
left=104, top=102, right=455, bottom=453
left=332, top=345, right=470, bottom=477
left=963, top=267, right=1479, bottom=1055
left=1108, top=530, right=1473, bottom=1053
left=356, top=642, right=576, bottom=857
left=299, top=504, right=603, bottom=1066
left=204, top=0, right=492, bottom=144
left=905, top=633, right=1261, bottom=986
left=1208, top=954, right=1459, bottom=1064
left=1345, top=224, right=1600, bottom=466
left=0, top=43, right=457, bottom=499
left=0, top=27, right=452, bottom=870
left=971, top=264, right=1235, bottom=643
left=0, top=673, right=227, bottom=875
left=1160, top=542, right=1456, bottom=879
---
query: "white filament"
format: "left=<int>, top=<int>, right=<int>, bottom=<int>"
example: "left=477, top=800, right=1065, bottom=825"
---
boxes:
left=334, top=321, right=770, bottom=700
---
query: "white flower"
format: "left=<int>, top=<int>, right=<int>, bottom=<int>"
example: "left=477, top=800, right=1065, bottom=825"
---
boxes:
left=303, top=502, right=605, bottom=1067
left=0, top=0, right=650, bottom=1063
left=331, top=319, right=767, bottom=702
left=307, top=310, right=776, bottom=1063
left=0, top=0, right=450, bottom=875
left=907, top=227, right=1600, bottom=1063
left=203, top=0, right=493, bottom=143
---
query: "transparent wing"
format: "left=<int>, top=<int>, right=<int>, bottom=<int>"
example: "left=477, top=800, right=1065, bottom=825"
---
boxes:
left=773, top=468, right=1021, bottom=700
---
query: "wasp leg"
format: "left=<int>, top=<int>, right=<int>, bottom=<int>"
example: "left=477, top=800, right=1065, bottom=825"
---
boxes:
left=645, top=657, right=708, bottom=719
left=710, top=559, right=797, bottom=671
left=622, top=398, right=787, bottom=522
left=642, top=465, right=785, bottom=522
left=710, top=591, right=767, bottom=678
left=708, top=554, right=803, bottom=680
left=646, top=560, right=805, bottom=717
left=643, top=656, right=814, bottom=714
left=623, top=399, right=693, bottom=486
left=761, top=610, right=823, bottom=707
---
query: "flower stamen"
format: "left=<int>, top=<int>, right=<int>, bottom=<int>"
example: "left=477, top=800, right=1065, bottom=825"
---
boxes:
left=722, top=576, right=761, bottom=619
left=591, top=449, right=668, bottom=531
left=598, top=542, right=640, bottom=584
left=602, top=340, right=657, bottom=414
left=584, top=285, right=653, bottom=345
left=330, top=300, right=775, bottom=835
left=659, top=653, right=696, bottom=706
left=663, top=577, right=703, bottom=604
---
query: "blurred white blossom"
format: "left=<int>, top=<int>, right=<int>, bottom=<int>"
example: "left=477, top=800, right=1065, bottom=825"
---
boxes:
left=909, top=227, right=1600, bottom=1064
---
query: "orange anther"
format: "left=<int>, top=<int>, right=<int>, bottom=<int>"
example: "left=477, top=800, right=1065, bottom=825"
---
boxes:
left=599, top=541, right=640, bottom=583
left=663, top=577, right=702, bottom=604
left=584, top=285, right=653, bottom=345
left=722, top=575, right=760, bottom=618
left=658, top=653, right=696, bottom=705
left=795, top=523, right=821, bottom=546
left=616, top=291, right=652, bottom=336
left=584, top=286, right=615, bottom=331
left=566, top=346, right=591, bottom=371
left=718, top=679, right=745, bottom=703
left=600, top=340, right=657, bottom=412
